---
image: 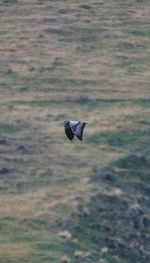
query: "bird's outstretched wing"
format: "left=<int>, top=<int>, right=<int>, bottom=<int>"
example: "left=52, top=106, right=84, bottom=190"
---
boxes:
left=64, top=122, right=74, bottom=140
left=71, top=122, right=86, bottom=141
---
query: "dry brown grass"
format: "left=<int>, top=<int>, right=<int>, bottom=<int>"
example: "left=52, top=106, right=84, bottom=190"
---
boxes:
left=0, top=243, right=32, bottom=258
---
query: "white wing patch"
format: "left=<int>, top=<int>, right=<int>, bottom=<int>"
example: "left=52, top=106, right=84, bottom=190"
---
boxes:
left=69, top=121, right=79, bottom=133
left=69, top=120, right=79, bottom=125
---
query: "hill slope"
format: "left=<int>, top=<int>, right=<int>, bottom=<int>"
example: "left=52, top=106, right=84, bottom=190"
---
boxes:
left=0, top=0, right=149, bottom=262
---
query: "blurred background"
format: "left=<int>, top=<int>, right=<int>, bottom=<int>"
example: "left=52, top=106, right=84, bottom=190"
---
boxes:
left=0, top=0, right=149, bottom=262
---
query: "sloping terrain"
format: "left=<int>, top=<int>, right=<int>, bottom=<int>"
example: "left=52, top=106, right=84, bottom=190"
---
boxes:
left=0, top=0, right=149, bottom=262
left=62, top=139, right=150, bottom=263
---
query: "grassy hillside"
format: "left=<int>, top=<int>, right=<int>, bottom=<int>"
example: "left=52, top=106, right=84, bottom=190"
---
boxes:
left=0, top=0, right=149, bottom=262
left=63, top=139, right=150, bottom=263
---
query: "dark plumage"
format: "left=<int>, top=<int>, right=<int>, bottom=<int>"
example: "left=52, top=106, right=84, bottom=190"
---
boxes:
left=64, top=120, right=87, bottom=141
left=64, top=121, right=74, bottom=141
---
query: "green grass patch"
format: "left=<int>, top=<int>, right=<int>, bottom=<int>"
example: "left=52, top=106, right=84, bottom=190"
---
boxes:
left=0, top=216, right=65, bottom=263
left=133, top=98, right=150, bottom=108
left=138, top=119, right=150, bottom=126
left=87, top=129, right=148, bottom=148
left=64, top=139, right=150, bottom=263
left=0, top=122, right=30, bottom=134
left=118, top=41, right=146, bottom=51
left=80, top=4, right=95, bottom=14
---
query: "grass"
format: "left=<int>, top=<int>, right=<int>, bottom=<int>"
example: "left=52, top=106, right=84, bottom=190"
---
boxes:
left=87, top=129, right=149, bottom=148
left=63, top=138, right=150, bottom=263
left=0, top=0, right=149, bottom=262
left=133, top=98, right=150, bottom=108
left=0, top=122, right=30, bottom=134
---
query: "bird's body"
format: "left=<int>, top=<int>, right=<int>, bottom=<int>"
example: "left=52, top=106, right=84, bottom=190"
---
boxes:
left=64, top=121, right=74, bottom=141
left=64, top=120, right=87, bottom=141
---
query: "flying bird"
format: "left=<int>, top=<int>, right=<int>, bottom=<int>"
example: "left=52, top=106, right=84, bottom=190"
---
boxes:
left=64, top=120, right=87, bottom=141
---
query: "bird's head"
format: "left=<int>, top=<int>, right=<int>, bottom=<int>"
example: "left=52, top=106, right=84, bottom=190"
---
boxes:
left=63, top=120, right=70, bottom=126
left=64, top=120, right=69, bottom=123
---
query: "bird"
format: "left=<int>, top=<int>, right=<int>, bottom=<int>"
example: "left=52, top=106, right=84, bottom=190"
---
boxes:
left=64, top=120, right=87, bottom=141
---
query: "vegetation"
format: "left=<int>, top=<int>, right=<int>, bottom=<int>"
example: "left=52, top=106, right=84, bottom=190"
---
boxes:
left=0, top=0, right=149, bottom=262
